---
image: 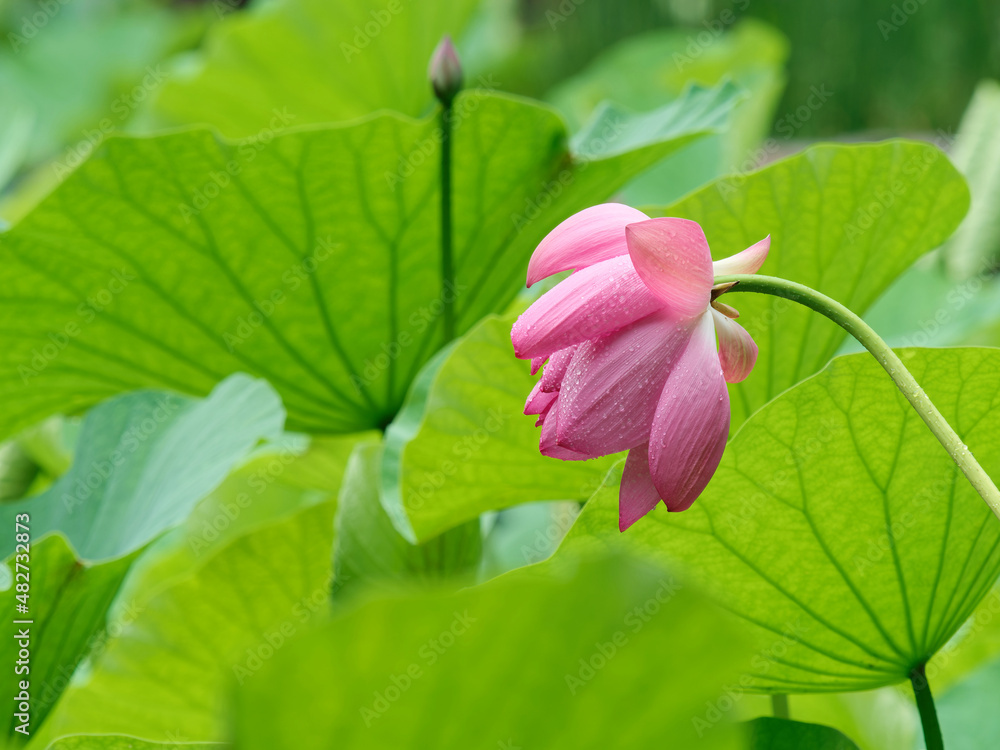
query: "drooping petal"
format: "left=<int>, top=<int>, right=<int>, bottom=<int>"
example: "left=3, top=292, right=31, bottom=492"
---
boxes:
left=625, top=218, right=714, bottom=319
left=648, top=313, right=729, bottom=512
left=619, top=444, right=662, bottom=532
left=511, top=255, right=663, bottom=360
left=713, top=309, right=758, bottom=383
left=711, top=235, right=771, bottom=277
left=540, top=345, right=577, bottom=392
left=539, top=398, right=596, bottom=460
left=555, top=311, right=697, bottom=456
left=530, top=356, right=546, bottom=375
left=525, top=379, right=557, bottom=415
left=526, top=203, right=648, bottom=286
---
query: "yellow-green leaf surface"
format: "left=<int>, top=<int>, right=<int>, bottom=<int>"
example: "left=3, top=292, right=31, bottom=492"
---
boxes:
left=27, top=499, right=335, bottom=747
left=381, top=315, right=617, bottom=543
left=149, top=0, right=483, bottom=135
left=654, top=141, right=970, bottom=432
left=0, top=84, right=738, bottom=439
left=235, top=554, right=750, bottom=750
left=559, top=348, right=1000, bottom=693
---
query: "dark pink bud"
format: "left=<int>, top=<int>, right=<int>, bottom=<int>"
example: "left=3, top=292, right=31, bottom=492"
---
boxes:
left=428, top=36, right=463, bottom=106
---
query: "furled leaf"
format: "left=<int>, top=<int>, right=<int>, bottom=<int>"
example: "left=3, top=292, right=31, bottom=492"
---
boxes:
left=333, top=442, right=481, bottom=599
left=550, top=19, right=789, bottom=204
left=559, top=348, right=1000, bottom=692
left=653, top=141, right=970, bottom=431
left=0, top=536, right=137, bottom=743
left=381, top=315, right=616, bottom=543
left=148, top=0, right=483, bottom=135
left=235, top=554, right=750, bottom=750
left=0, top=84, right=738, bottom=439
left=941, top=79, right=1000, bottom=280
left=0, top=374, right=283, bottom=562
left=743, top=717, right=860, bottom=749
left=28, top=498, right=336, bottom=746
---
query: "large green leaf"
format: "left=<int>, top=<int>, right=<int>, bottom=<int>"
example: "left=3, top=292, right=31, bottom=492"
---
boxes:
left=0, top=374, right=284, bottom=561
left=0, top=536, right=137, bottom=744
left=148, top=0, right=482, bottom=135
left=46, top=738, right=219, bottom=750
left=743, top=717, right=860, bottom=749
left=381, top=315, right=616, bottom=543
left=235, top=554, right=750, bottom=750
left=559, top=348, right=1000, bottom=693
left=28, top=498, right=336, bottom=747
left=0, top=84, right=738, bottom=439
left=652, top=141, right=970, bottom=431
left=333, top=442, right=481, bottom=599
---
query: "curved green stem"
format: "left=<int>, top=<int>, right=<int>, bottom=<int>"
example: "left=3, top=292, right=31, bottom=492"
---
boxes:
left=910, top=664, right=944, bottom=750
left=716, top=274, right=1000, bottom=522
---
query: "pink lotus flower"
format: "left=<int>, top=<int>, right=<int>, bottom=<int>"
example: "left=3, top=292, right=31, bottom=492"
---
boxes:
left=511, top=203, right=770, bottom=531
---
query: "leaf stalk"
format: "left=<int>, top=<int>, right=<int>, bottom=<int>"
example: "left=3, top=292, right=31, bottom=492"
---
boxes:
left=717, top=273, right=1000, bottom=522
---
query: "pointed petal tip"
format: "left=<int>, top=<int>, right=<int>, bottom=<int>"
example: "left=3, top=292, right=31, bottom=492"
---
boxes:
left=712, top=234, right=771, bottom=277
left=526, top=203, right=647, bottom=286
left=624, top=217, right=714, bottom=318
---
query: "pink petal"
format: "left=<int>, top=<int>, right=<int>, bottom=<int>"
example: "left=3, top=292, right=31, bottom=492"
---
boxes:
left=619, top=444, right=663, bottom=532
left=713, top=309, right=758, bottom=383
left=525, top=379, right=557, bottom=415
left=526, top=203, right=649, bottom=286
left=530, top=356, right=546, bottom=375
left=511, top=255, right=664, bottom=360
left=539, top=345, right=577, bottom=392
left=648, top=313, right=729, bottom=512
left=539, top=398, right=596, bottom=460
left=711, top=235, right=771, bottom=277
left=625, top=218, right=714, bottom=319
left=555, top=311, right=697, bottom=456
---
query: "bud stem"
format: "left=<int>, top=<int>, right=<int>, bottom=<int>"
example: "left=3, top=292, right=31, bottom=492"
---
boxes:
left=716, top=273, right=1000, bottom=523
left=440, top=101, right=456, bottom=342
left=910, top=663, right=944, bottom=750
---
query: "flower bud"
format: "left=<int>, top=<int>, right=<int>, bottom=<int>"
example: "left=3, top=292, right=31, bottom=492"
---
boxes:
left=428, top=36, right=463, bottom=106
